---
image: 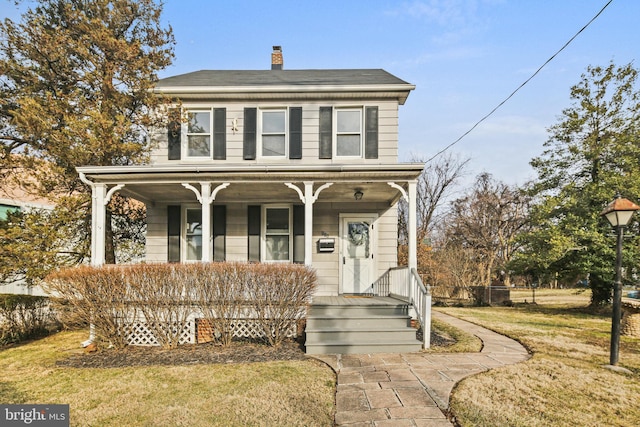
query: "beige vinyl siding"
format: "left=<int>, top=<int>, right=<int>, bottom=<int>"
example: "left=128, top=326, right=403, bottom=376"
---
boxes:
left=225, top=203, right=248, bottom=262
left=375, top=206, right=399, bottom=274
left=143, top=199, right=398, bottom=297
left=145, top=203, right=168, bottom=262
left=310, top=203, right=340, bottom=296
left=149, top=100, right=399, bottom=165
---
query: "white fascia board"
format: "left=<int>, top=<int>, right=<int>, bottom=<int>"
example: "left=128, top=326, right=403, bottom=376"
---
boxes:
left=76, top=163, right=425, bottom=175
left=153, top=84, right=415, bottom=94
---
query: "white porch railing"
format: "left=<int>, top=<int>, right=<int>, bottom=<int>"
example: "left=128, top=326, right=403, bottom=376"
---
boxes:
left=373, top=266, right=432, bottom=349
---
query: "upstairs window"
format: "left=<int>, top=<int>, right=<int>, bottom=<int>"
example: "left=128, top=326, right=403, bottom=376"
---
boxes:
left=187, top=111, right=211, bottom=158
left=318, top=106, right=378, bottom=160
left=176, top=108, right=227, bottom=160
left=261, top=109, right=287, bottom=157
left=336, top=109, right=362, bottom=157
left=244, top=107, right=301, bottom=160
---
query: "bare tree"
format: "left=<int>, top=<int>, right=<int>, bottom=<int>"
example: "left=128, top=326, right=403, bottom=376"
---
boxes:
left=398, top=153, right=469, bottom=246
left=444, top=173, right=530, bottom=287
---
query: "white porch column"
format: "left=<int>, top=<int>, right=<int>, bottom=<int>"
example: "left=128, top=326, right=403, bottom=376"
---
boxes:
left=90, top=183, right=124, bottom=266
left=92, top=183, right=106, bottom=266
left=304, top=182, right=314, bottom=266
left=201, top=183, right=212, bottom=262
left=183, top=182, right=230, bottom=263
left=285, top=182, right=333, bottom=266
left=408, top=180, right=418, bottom=272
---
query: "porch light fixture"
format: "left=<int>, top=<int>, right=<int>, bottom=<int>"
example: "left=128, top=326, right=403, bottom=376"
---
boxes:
left=354, top=190, right=363, bottom=201
left=600, top=194, right=640, bottom=366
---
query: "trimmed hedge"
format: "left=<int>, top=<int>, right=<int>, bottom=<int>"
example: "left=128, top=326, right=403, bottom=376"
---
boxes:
left=46, top=262, right=317, bottom=349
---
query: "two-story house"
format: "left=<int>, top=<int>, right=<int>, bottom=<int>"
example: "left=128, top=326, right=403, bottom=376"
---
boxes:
left=77, top=47, right=430, bottom=353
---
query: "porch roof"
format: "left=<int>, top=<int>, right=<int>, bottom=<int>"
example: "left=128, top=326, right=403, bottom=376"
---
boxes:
left=77, top=163, right=424, bottom=205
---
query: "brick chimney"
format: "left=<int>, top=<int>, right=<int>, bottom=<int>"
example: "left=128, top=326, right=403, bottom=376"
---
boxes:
left=271, top=46, right=283, bottom=70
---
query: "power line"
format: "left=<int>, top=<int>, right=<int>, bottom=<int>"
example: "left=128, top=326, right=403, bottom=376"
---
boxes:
left=425, top=0, right=614, bottom=164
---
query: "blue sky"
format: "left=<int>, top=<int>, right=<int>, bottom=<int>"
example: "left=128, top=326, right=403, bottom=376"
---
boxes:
left=3, top=0, right=638, bottom=187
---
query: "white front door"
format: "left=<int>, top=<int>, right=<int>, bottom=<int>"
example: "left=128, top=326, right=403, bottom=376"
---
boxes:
left=340, top=215, right=376, bottom=294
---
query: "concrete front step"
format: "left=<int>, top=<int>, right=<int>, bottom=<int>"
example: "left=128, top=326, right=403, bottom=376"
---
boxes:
left=305, top=327, right=418, bottom=343
left=305, top=340, right=422, bottom=355
left=307, top=314, right=412, bottom=329
left=305, top=298, right=422, bottom=355
left=308, top=304, right=409, bottom=317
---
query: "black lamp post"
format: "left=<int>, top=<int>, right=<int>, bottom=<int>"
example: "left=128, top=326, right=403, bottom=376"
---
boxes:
left=600, top=195, right=640, bottom=366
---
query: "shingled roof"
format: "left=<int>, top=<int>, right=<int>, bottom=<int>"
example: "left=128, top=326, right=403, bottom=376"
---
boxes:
left=156, top=69, right=412, bottom=88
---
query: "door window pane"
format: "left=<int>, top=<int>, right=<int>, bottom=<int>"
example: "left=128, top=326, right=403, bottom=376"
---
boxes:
left=346, top=221, right=369, bottom=259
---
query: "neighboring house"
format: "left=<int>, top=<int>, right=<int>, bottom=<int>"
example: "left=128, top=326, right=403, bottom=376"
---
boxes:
left=77, top=47, right=430, bottom=353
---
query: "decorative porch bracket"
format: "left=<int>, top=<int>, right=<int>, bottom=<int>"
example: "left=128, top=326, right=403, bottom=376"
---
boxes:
left=182, top=182, right=230, bottom=262
left=285, top=182, right=333, bottom=266
left=89, top=183, right=124, bottom=266
left=388, top=181, right=418, bottom=302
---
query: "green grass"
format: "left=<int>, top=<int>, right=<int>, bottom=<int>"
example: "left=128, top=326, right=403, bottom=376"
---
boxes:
left=438, top=289, right=640, bottom=427
left=0, top=331, right=335, bottom=426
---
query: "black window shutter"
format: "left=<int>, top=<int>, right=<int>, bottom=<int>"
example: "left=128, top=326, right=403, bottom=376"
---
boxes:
left=365, top=106, right=379, bottom=159
left=243, top=108, right=257, bottom=160
left=168, top=108, right=181, bottom=160
left=247, top=205, right=261, bottom=262
left=293, top=205, right=305, bottom=264
left=213, top=205, right=226, bottom=262
left=289, top=107, right=302, bottom=159
left=319, top=107, right=332, bottom=159
left=213, top=108, right=226, bottom=160
left=167, top=205, right=181, bottom=262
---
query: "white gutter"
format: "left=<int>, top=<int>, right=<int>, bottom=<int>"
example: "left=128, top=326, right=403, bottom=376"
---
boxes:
left=76, top=163, right=425, bottom=175
left=153, top=83, right=416, bottom=94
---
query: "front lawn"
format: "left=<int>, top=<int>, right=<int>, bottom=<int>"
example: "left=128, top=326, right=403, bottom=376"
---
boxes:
left=0, top=331, right=335, bottom=426
left=440, top=289, right=640, bottom=427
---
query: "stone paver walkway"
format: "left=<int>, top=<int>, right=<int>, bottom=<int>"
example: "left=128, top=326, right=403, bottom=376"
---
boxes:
left=313, top=310, right=531, bottom=426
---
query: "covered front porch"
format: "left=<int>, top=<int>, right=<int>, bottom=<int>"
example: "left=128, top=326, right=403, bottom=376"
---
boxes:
left=76, top=162, right=431, bottom=352
left=77, top=163, right=424, bottom=297
left=306, top=266, right=431, bottom=354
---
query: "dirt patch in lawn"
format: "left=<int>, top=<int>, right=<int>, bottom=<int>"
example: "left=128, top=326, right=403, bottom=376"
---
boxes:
left=57, top=338, right=308, bottom=368
left=57, top=330, right=452, bottom=368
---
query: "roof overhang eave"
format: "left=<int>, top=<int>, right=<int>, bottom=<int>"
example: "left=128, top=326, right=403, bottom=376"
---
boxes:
left=153, top=84, right=415, bottom=104
left=77, top=163, right=425, bottom=184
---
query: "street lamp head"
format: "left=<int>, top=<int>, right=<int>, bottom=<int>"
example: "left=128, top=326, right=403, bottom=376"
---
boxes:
left=600, top=195, right=640, bottom=227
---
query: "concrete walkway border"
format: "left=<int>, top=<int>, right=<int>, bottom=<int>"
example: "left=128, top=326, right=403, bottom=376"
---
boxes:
left=313, top=310, right=531, bottom=426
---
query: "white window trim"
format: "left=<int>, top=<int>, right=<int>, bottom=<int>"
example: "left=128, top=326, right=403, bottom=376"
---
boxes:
left=258, top=107, right=288, bottom=159
left=183, top=108, right=213, bottom=160
left=261, top=204, right=293, bottom=263
left=334, top=107, right=363, bottom=158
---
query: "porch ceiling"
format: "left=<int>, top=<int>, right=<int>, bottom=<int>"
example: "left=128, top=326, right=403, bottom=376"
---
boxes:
left=77, top=163, right=424, bottom=205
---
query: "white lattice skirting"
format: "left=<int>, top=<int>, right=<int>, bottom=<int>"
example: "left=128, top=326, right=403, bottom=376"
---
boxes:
left=123, top=317, right=297, bottom=346
left=123, top=320, right=196, bottom=346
